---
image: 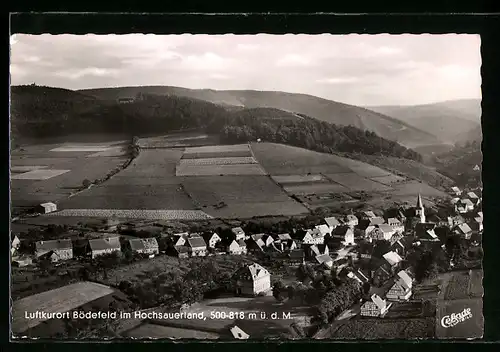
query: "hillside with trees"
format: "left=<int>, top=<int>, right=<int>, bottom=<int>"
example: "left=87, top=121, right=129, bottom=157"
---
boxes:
left=431, top=141, right=482, bottom=186
left=80, top=85, right=440, bottom=148
left=11, top=86, right=424, bottom=162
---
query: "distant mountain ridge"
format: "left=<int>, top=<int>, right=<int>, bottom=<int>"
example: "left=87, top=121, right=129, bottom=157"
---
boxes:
left=79, top=85, right=440, bottom=148
left=367, top=99, right=481, bottom=143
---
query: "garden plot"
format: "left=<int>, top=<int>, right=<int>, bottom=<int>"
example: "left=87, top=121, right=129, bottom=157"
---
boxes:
left=283, top=183, right=349, bottom=196
left=47, top=209, right=213, bottom=220
left=271, top=174, right=326, bottom=184
left=324, top=173, right=393, bottom=192
left=179, top=157, right=257, bottom=166
left=104, top=176, right=182, bottom=186
left=181, top=150, right=253, bottom=159
left=138, top=134, right=215, bottom=148
left=176, top=164, right=266, bottom=176
left=11, top=169, right=70, bottom=180
left=370, top=174, right=406, bottom=185
left=182, top=176, right=293, bottom=205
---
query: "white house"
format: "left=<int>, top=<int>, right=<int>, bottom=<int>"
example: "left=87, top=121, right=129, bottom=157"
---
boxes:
left=454, top=223, right=473, bottom=240
left=187, top=236, right=207, bottom=257
left=315, top=224, right=333, bottom=236
left=36, top=202, right=57, bottom=214
left=451, top=186, right=462, bottom=196
left=333, top=226, right=355, bottom=246
left=360, top=294, right=392, bottom=317
left=11, top=234, right=21, bottom=256
left=302, top=229, right=324, bottom=245
left=227, top=240, right=244, bottom=255
left=386, top=270, right=413, bottom=301
left=127, top=238, right=159, bottom=256
left=36, top=239, right=73, bottom=262
left=233, top=263, right=271, bottom=296
left=382, top=251, right=403, bottom=267
left=88, top=237, right=121, bottom=259
left=203, top=232, right=222, bottom=248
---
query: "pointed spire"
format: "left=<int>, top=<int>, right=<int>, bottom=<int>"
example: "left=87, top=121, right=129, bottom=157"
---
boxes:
left=417, top=194, right=423, bottom=208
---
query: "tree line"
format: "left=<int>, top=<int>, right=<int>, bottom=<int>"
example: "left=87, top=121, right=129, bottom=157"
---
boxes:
left=12, top=86, right=422, bottom=161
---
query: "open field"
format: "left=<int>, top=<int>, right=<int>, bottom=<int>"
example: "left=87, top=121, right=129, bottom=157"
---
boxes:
left=176, top=164, right=266, bottom=176
left=283, top=183, right=350, bottom=196
left=45, top=209, right=213, bottom=220
left=387, top=181, right=449, bottom=198
left=179, top=157, right=257, bottom=166
left=324, top=173, right=393, bottom=192
left=50, top=146, right=112, bottom=152
left=271, top=174, right=326, bottom=184
left=370, top=174, right=407, bottom=185
left=182, top=176, right=293, bottom=205
left=12, top=282, right=115, bottom=334
left=184, top=144, right=250, bottom=154
left=138, top=134, right=218, bottom=149
left=60, top=194, right=196, bottom=210
left=181, top=150, right=252, bottom=159
left=11, top=141, right=129, bottom=209
left=11, top=169, right=70, bottom=180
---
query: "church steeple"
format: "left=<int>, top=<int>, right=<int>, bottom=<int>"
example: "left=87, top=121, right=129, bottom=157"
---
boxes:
left=416, top=193, right=425, bottom=223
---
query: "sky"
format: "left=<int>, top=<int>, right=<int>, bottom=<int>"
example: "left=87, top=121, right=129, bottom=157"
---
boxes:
left=10, top=34, right=481, bottom=106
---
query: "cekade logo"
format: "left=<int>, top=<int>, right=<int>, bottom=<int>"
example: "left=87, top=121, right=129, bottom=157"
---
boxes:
left=440, top=308, right=473, bottom=328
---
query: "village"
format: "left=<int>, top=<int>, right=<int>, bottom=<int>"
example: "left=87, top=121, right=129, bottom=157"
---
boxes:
left=10, top=185, right=483, bottom=339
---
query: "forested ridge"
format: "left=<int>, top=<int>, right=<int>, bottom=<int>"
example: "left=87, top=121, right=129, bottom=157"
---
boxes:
left=11, top=86, right=422, bottom=161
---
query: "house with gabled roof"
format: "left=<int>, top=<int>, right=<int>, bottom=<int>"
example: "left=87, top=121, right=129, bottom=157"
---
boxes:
left=232, top=227, right=246, bottom=241
left=386, top=270, right=413, bottom=301
left=302, top=229, right=324, bottom=245
left=456, top=199, right=474, bottom=213
left=355, top=223, right=376, bottom=239
left=358, top=240, right=375, bottom=260
left=126, top=238, right=159, bottom=256
left=203, top=232, right=222, bottom=248
left=344, top=214, right=359, bottom=227
left=447, top=215, right=465, bottom=228
left=368, top=224, right=397, bottom=242
left=172, top=245, right=190, bottom=258
left=186, top=236, right=207, bottom=257
left=347, top=268, right=371, bottom=285
left=172, top=232, right=190, bottom=247
left=11, top=234, right=21, bottom=256
left=332, top=226, right=355, bottom=246
left=315, top=224, right=332, bottom=237
left=325, top=216, right=341, bottom=229
left=246, top=237, right=265, bottom=253
left=315, top=254, right=334, bottom=269
left=307, top=244, right=329, bottom=259
left=360, top=211, right=377, bottom=219
left=454, top=223, right=473, bottom=240
left=391, top=236, right=414, bottom=257
left=450, top=197, right=460, bottom=206
left=467, top=191, right=479, bottom=200
left=227, top=240, right=244, bottom=255
left=276, top=233, right=292, bottom=241
left=288, top=249, right=305, bottom=266
left=233, top=263, right=271, bottom=296
left=360, top=294, right=392, bottom=317
left=35, top=239, right=73, bottom=262
left=451, top=186, right=462, bottom=196
left=372, top=261, right=393, bottom=287
left=383, top=251, right=403, bottom=267
left=88, top=237, right=121, bottom=259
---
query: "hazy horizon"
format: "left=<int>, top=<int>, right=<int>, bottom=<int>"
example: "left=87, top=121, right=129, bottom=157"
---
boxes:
left=10, top=34, right=481, bottom=106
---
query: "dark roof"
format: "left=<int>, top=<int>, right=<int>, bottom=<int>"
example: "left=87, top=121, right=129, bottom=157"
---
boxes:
left=36, top=239, right=72, bottom=251
left=89, top=237, right=121, bottom=251
left=174, top=245, right=190, bottom=254
left=187, top=236, right=207, bottom=248
left=237, top=239, right=247, bottom=247
left=128, top=238, right=145, bottom=251
left=289, top=249, right=304, bottom=259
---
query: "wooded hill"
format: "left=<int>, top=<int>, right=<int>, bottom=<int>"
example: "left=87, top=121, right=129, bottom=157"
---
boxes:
left=80, top=85, right=440, bottom=148
left=11, top=85, right=422, bottom=161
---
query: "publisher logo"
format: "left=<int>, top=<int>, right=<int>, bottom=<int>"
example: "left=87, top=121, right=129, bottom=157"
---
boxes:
left=440, top=308, right=473, bottom=328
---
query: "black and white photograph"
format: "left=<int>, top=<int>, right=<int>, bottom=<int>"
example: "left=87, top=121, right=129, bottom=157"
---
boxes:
left=9, top=33, right=483, bottom=340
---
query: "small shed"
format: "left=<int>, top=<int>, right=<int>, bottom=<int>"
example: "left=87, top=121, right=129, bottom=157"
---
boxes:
left=36, top=202, right=57, bottom=214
